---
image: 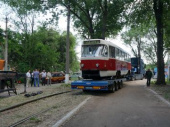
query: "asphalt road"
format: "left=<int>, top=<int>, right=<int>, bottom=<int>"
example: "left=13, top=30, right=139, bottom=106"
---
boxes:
left=62, top=80, right=170, bottom=127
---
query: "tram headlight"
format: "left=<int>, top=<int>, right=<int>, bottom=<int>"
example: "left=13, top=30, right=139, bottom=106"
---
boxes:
left=81, top=64, right=84, bottom=68
left=96, top=63, right=99, bottom=67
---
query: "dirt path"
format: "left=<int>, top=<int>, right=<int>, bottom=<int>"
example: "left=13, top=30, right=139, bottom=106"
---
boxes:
left=62, top=80, right=170, bottom=127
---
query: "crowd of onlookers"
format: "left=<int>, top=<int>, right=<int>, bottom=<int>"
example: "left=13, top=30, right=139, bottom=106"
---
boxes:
left=26, top=69, right=52, bottom=87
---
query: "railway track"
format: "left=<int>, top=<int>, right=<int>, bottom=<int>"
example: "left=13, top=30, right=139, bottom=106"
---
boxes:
left=0, top=90, right=77, bottom=127
left=8, top=97, right=74, bottom=127
left=0, top=90, right=72, bottom=113
left=9, top=106, right=52, bottom=127
left=6, top=90, right=84, bottom=127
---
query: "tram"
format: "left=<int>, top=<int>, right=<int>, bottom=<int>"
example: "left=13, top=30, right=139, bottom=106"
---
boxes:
left=80, top=39, right=131, bottom=80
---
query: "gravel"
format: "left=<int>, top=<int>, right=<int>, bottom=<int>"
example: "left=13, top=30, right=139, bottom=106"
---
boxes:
left=0, top=83, right=91, bottom=127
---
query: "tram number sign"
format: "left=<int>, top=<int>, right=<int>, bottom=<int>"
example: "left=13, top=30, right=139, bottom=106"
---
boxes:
left=83, top=40, right=100, bottom=45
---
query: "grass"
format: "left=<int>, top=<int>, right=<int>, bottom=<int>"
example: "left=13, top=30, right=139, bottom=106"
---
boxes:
left=150, top=80, right=170, bottom=102
left=30, top=117, right=41, bottom=123
left=70, top=77, right=80, bottom=81
left=60, top=83, right=71, bottom=88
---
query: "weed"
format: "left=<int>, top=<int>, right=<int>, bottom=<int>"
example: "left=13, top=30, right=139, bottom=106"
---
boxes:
left=30, top=117, right=41, bottom=123
left=60, top=83, right=71, bottom=88
left=151, top=80, right=156, bottom=85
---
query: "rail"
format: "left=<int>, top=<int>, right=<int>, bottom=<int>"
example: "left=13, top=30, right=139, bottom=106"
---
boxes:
left=0, top=90, right=72, bottom=113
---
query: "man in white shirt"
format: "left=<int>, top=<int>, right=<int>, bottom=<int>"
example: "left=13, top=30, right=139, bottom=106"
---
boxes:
left=26, top=70, right=31, bottom=87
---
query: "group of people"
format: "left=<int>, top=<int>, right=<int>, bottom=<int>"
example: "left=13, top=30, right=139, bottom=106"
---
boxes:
left=26, top=69, right=52, bottom=87
left=25, top=68, right=153, bottom=87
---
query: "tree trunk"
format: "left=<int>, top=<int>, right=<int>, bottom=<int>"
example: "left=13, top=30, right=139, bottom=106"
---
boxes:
left=153, top=0, right=166, bottom=85
left=101, top=0, right=107, bottom=40
left=89, top=27, right=95, bottom=39
left=137, top=38, right=141, bottom=74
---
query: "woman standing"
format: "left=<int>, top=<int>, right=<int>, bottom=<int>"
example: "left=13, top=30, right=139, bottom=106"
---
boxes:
left=47, top=71, right=52, bottom=85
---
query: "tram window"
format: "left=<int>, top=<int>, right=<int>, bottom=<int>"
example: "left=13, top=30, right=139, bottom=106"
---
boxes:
left=109, top=46, right=115, bottom=58
left=119, top=50, right=121, bottom=60
left=122, top=52, right=125, bottom=61
left=115, top=48, right=119, bottom=59
left=124, top=52, right=126, bottom=61
left=81, top=45, right=105, bottom=57
left=127, top=55, right=131, bottom=62
left=125, top=53, right=127, bottom=61
left=119, top=50, right=122, bottom=60
left=101, top=45, right=108, bottom=57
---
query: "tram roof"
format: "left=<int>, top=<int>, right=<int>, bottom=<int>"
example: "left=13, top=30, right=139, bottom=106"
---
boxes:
left=83, top=39, right=130, bottom=56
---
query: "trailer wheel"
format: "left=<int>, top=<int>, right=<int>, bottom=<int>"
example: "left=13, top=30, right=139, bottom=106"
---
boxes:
left=120, top=80, right=123, bottom=88
left=116, top=71, right=121, bottom=78
left=118, top=82, right=121, bottom=89
left=109, top=85, right=114, bottom=93
left=114, top=82, right=118, bottom=91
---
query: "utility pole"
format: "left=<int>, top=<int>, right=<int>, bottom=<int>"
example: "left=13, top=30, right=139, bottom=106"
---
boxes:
left=4, top=16, right=8, bottom=71
left=65, top=3, right=70, bottom=84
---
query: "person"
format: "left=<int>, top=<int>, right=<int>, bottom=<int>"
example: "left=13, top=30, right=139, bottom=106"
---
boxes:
left=31, top=71, right=34, bottom=87
left=46, top=71, right=52, bottom=85
left=33, top=69, right=40, bottom=87
left=26, top=70, right=31, bottom=87
left=145, top=69, right=153, bottom=87
left=41, top=70, right=47, bottom=86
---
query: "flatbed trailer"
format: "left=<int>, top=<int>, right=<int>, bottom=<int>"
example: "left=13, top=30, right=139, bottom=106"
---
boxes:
left=71, top=78, right=126, bottom=92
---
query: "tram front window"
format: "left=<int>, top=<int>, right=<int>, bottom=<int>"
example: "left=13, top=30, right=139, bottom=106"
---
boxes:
left=81, top=45, right=108, bottom=57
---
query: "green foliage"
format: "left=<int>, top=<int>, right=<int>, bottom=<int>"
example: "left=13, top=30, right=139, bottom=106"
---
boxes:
left=0, top=28, right=4, bottom=42
left=146, top=64, right=156, bottom=71
left=0, top=28, right=5, bottom=59
left=151, top=80, right=156, bottom=85
left=6, top=27, right=79, bottom=73
left=123, top=0, right=170, bottom=84
left=54, top=0, right=129, bottom=39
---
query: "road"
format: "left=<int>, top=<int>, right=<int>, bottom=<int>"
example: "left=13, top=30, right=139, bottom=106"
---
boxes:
left=62, top=80, right=170, bottom=127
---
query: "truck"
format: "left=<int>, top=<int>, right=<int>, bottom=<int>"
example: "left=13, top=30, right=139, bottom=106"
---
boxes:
left=128, top=57, right=145, bottom=80
left=71, top=57, right=146, bottom=92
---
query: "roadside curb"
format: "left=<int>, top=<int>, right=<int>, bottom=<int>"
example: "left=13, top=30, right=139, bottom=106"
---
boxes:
left=52, top=96, right=91, bottom=127
left=147, top=88, right=170, bottom=107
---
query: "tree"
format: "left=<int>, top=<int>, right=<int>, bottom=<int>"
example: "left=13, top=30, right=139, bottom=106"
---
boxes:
left=125, top=0, right=170, bottom=85
left=4, top=25, right=79, bottom=73
left=121, top=25, right=147, bottom=59
left=153, top=0, right=165, bottom=84
left=47, top=0, right=129, bottom=39
left=0, top=28, right=5, bottom=59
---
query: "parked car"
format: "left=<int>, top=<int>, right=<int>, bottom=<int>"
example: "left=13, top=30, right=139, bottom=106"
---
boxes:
left=46, top=72, right=65, bottom=83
